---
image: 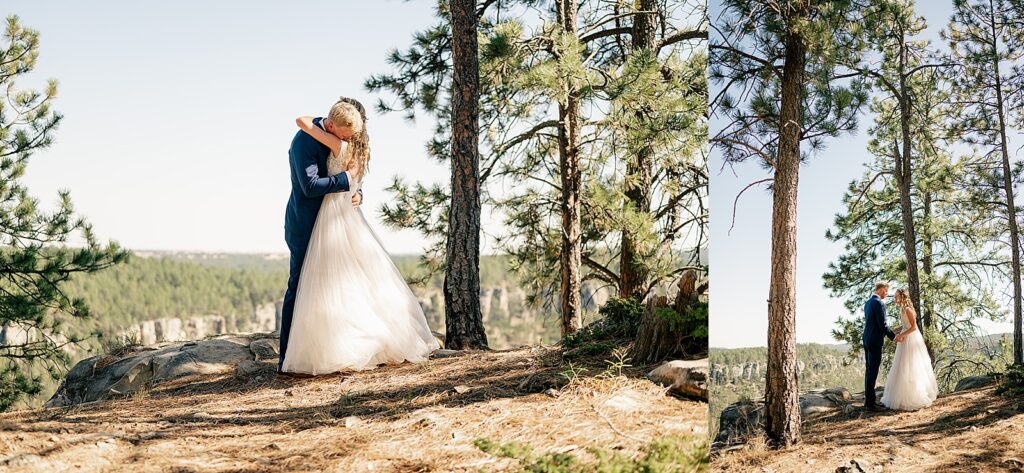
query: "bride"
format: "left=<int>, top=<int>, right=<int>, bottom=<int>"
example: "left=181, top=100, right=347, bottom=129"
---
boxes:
left=880, top=289, right=938, bottom=410
left=281, top=100, right=440, bottom=375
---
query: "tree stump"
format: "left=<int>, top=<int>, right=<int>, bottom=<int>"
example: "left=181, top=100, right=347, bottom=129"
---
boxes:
left=631, top=270, right=705, bottom=364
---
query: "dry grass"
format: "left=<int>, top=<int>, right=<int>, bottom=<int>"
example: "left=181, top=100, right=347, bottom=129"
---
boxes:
left=0, top=346, right=706, bottom=472
left=711, top=386, right=1024, bottom=472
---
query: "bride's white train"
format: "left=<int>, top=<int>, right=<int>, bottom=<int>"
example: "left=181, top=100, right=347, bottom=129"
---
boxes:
left=283, top=150, right=440, bottom=374
left=880, top=290, right=938, bottom=411
left=282, top=102, right=440, bottom=375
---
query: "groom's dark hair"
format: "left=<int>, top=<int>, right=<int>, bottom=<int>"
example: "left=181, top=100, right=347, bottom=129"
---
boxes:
left=874, top=282, right=889, bottom=291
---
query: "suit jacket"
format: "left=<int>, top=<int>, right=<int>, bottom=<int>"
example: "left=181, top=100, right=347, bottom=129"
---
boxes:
left=284, top=117, right=352, bottom=250
left=863, top=294, right=896, bottom=348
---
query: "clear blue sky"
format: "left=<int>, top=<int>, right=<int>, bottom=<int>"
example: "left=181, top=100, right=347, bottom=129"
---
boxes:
left=709, top=1, right=1016, bottom=348
left=7, top=0, right=449, bottom=254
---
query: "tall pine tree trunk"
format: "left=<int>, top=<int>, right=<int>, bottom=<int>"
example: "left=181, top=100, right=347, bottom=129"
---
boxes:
left=896, top=100, right=923, bottom=326
left=619, top=0, right=658, bottom=300
left=922, top=191, right=934, bottom=329
left=992, top=50, right=1023, bottom=366
left=987, top=10, right=1024, bottom=364
left=765, top=29, right=804, bottom=449
left=444, top=0, right=488, bottom=350
left=893, top=37, right=926, bottom=344
left=557, top=0, right=583, bottom=335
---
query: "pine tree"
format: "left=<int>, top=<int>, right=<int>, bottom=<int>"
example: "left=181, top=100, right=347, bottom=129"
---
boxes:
left=711, top=0, right=869, bottom=448
left=945, top=0, right=1024, bottom=366
left=855, top=1, right=951, bottom=348
left=444, top=0, right=489, bottom=349
left=824, top=69, right=1007, bottom=382
left=553, top=0, right=583, bottom=334
left=0, top=16, right=127, bottom=412
left=367, top=2, right=707, bottom=326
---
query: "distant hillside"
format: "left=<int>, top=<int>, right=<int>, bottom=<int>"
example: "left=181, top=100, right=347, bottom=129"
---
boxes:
left=5, top=252, right=620, bottom=408
left=63, top=254, right=288, bottom=336
left=710, top=343, right=865, bottom=438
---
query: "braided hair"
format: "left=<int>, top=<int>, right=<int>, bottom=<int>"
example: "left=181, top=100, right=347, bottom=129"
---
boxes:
left=337, top=96, right=369, bottom=179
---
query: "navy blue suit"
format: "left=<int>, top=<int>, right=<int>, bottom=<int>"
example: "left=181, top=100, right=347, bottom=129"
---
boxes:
left=279, top=117, right=352, bottom=368
left=863, top=294, right=896, bottom=406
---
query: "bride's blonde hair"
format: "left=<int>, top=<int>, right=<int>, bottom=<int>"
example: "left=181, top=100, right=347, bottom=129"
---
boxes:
left=327, top=98, right=370, bottom=179
left=894, top=289, right=911, bottom=309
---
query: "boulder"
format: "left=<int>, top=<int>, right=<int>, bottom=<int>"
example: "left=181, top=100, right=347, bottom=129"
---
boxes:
left=431, top=349, right=460, bottom=358
left=648, top=359, right=708, bottom=401
left=801, top=388, right=854, bottom=415
left=45, top=333, right=278, bottom=408
left=714, top=401, right=765, bottom=445
left=955, top=375, right=996, bottom=391
left=249, top=338, right=280, bottom=361
left=715, top=386, right=856, bottom=446
left=835, top=458, right=882, bottom=473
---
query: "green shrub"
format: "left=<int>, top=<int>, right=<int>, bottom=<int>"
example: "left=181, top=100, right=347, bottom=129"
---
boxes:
left=562, top=297, right=644, bottom=352
left=996, top=364, right=1024, bottom=398
left=657, top=301, right=708, bottom=338
left=474, top=435, right=709, bottom=472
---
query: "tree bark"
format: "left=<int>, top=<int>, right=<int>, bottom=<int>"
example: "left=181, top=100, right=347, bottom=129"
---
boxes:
left=890, top=31, right=927, bottom=356
left=557, top=0, right=583, bottom=335
left=764, top=28, right=804, bottom=449
left=921, top=191, right=933, bottom=329
left=444, top=0, right=488, bottom=350
left=632, top=270, right=704, bottom=363
left=619, top=0, right=659, bottom=300
left=990, top=12, right=1023, bottom=365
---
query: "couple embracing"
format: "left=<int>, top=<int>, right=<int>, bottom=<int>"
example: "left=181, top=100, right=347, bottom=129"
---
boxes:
left=276, top=97, right=440, bottom=377
left=862, top=282, right=938, bottom=412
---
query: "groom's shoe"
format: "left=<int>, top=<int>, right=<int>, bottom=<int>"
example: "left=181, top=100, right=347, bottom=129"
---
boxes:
left=864, top=404, right=887, bottom=412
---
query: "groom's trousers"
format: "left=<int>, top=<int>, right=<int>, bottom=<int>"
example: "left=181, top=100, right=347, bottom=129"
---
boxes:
left=278, top=238, right=309, bottom=368
left=863, top=342, right=883, bottom=406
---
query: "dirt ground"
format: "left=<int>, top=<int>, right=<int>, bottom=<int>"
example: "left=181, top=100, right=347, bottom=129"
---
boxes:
left=0, top=346, right=706, bottom=472
left=711, top=386, right=1024, bottom=473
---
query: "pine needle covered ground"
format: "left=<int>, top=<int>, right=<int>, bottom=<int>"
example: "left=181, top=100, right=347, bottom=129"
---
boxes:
left=0, top=346, right=707, bottom=472
left=711, top=386, right=1024, bottom=472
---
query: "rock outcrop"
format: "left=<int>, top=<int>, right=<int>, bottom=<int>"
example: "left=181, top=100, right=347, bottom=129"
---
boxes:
left=121, top=302, right=280, bottom=346
left=45, top=333, right=280, bottom=408
left=648, top=359, right=709, bottom=401
left=714, top=387, right=861, bottom=446
left=711, top=352, right=860, bottom=385
left=954, top=375, right=996, bottom=391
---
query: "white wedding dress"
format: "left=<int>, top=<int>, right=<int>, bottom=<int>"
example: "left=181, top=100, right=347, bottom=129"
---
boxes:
left=880, top=306, right=938, bottom=410
left=281, top=145, right=440, bottom=374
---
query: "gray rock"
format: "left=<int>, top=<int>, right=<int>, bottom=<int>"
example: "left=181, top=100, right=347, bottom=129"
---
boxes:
left=46, top=334, right=268, bottom=407
left=714, top=401, right=764, bottom=445
left=835, top=458, right=881, bottom=473
left=955, top=375, right=995, bottom=391
left=235, top=359, right=275, bottom=377
left=249, top=338, right=280, bottom=361
left=431, top=349, right=460, bottom=358
left=648, top=359, right=708, bottom=401
left=801, top=388, right=854, bottom=415
left=714, top=386, right=856, bottom=446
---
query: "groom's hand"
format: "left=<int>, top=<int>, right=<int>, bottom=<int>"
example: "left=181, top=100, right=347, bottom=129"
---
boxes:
left=351, top=191, right=362, bottom=207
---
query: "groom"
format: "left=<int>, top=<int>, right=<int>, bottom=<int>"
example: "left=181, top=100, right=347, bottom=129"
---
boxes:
left=863, top=281, right=896, bottom=411
left=278, top=98, right=364, bottom=373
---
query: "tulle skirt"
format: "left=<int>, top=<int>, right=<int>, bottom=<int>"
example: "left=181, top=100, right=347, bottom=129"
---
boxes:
left=881, top=330, right=938, bottom=410
left=282, top=191, right=440, bottom=374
